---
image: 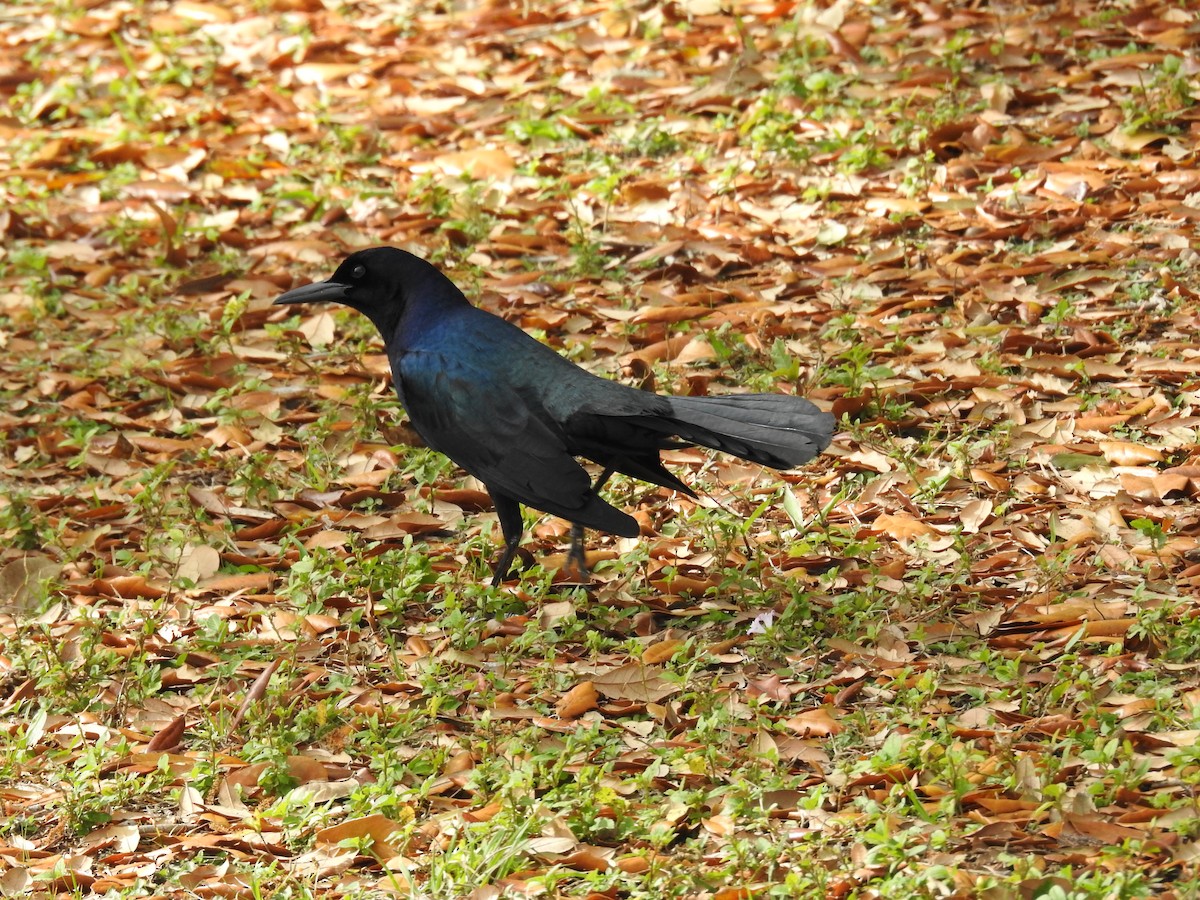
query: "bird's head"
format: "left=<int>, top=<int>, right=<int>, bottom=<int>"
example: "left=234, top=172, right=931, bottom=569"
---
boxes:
left=274, top=246, right=462, bottom=341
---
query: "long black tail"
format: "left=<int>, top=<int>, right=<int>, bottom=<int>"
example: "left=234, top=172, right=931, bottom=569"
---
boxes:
left=663, top=394, right=834, bottom=468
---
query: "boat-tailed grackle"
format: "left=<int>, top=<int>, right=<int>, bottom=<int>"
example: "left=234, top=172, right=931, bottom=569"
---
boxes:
left=275, top=247, right=834, bottom=585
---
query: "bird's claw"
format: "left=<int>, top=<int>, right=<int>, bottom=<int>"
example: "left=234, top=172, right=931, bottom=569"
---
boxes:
left=565, top=547, right=589, bottom=582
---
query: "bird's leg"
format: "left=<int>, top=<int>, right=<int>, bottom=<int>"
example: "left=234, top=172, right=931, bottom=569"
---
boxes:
left=489, top=492, right=525, bottom=587
left=566, top=522, right=587, bottom=579
left=566, top=466, right=615, bottom=580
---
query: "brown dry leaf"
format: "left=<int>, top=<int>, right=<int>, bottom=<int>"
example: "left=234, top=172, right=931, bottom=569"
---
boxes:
left=314, top=813, right=406, bottom=860
left=0, top=555, right=61, bottom=616
left=464, top=801, right=501, bottom=823
left=146, top=715, right=186, bottom=753
left=179, top=544, right=221, bottom=584
left=784, top=707, right=843, bottom=738
left=527, top=835, right=578, bottom=855
left=231, top=658, right=281, bottom=730
left=556, top=846, right=614, bottom=871
left=1097, top=441, right=1162, bottom=465
left=0, top=869, right=31, bottom=895
left=616, top=855, right=653, bottom=874
left=642, top=639, right=685, bottom=664
left=429, top=149, right=516, bottom=179
left=556, top=681, right=599, bottom=719
left=590, top=663, right=678, bottom=703
left=297, top=311, right=337, bottom=347
left=959, top=499, right=993, bottom=534
left=291, top=63, right=361, bottom=85
left=873, top=513, right=940, bottom=541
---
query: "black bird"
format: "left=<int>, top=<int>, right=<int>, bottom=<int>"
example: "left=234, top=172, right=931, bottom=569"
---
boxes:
left=275, top=247, right=834, bottom=586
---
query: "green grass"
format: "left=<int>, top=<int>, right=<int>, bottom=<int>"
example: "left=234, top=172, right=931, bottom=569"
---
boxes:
left=2, top=0, right=1199, bottom=896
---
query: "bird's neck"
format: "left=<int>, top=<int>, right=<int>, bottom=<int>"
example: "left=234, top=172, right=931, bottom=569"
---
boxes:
left=389, top=272, right=472, bottom=350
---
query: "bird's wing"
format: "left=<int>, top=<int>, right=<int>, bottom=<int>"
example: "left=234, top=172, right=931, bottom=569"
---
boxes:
left=395, top=349, right=634, bottom=534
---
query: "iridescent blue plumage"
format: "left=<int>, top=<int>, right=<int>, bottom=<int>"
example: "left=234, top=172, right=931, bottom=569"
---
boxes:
left=276, top=247, right=834, bottom=585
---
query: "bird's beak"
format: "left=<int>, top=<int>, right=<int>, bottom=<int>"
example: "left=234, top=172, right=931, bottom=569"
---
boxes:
left=273, top=280, right=351, bottom=305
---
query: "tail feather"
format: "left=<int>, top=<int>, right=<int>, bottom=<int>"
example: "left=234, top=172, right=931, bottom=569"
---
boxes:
left=661, top=394, right=834, bottom=469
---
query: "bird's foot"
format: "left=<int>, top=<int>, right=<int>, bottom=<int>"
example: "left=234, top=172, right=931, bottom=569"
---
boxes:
left=562, top=522, right=591, bottom=583
left=564, top=547, right=589, bottom=583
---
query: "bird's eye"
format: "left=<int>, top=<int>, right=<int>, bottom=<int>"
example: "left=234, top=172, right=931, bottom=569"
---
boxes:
left=351, top=265, right=366, bottom=279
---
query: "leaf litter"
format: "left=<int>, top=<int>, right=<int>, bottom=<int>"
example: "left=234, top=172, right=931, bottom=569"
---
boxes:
left=1, top=0, right=1200, bottom=896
